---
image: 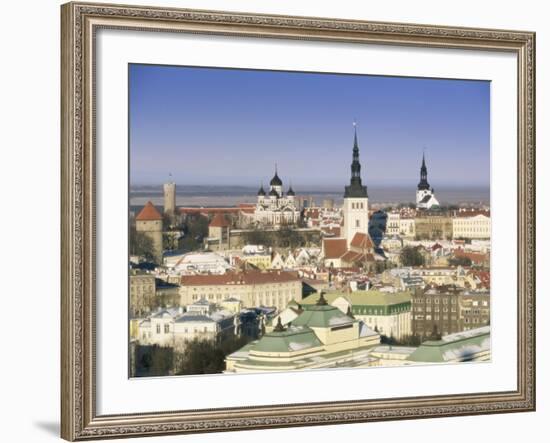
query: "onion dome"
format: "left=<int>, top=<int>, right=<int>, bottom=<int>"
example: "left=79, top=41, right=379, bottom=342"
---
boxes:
left=287, top=185, right=295, bottom=196
left=257, top=184, right=266, bottom=196
left=269, top=188, right=279, bottom=197
left=270, top=165, right=283, bottom=186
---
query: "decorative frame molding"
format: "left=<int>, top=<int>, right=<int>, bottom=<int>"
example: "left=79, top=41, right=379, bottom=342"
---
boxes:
left=61, top=2, right=536, bottom=440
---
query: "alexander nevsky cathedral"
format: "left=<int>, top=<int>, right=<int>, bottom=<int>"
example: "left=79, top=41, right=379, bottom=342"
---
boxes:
left=251, top=167, right=301, bottom=227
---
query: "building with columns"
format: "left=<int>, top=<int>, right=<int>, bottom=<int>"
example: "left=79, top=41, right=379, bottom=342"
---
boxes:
left=342, top=123, right=369, bottom=246
left=416, top=153, right=439, bottom=209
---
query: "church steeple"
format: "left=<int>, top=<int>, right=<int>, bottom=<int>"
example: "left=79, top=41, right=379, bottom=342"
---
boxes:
left=418, top=150, right=430, bottom=191
left=344, top=121, right=368, bottom=198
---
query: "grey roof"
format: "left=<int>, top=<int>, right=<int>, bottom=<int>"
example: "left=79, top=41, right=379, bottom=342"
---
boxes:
left=192, top=298, right=210, bottom=306
left=176, top=314, right=214, bottom=323
left=420, top=194, right=432, bottom=204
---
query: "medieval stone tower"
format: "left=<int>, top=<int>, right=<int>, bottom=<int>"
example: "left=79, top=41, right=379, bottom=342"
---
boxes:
left=163, top=176, right=176, bottom=217
left=135, top=201, right=163, bottom=263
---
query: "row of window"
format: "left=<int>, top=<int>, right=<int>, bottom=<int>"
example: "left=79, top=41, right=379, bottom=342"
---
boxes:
left=415, top=314, right=457, bottom=321
left=416, top=306, right=457, bottom=313
left=414, top=298, right=457, bottom=304
left=153, top=324, right=210, bottom=334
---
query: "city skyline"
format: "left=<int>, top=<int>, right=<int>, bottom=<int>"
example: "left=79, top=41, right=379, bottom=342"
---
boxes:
left=129, top=64, right=490, bottom=188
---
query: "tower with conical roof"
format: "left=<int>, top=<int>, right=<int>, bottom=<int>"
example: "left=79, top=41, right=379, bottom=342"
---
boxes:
left=343, top=122, right=369, bottom=246
left=135, top=201, right=163, bottom=263
left=416, top=151, right=439, bottom=209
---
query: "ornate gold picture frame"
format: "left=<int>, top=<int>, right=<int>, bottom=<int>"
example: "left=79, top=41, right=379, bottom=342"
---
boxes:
left=61, top=2, right=535, bottom=440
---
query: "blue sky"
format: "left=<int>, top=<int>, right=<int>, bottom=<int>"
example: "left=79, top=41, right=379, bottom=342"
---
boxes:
left=129, top=64, right=490, bottom=188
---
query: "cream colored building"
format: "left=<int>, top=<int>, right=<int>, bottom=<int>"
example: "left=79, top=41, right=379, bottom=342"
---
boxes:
left=301, top=291, right=412, bottom=340
left=453, top=212, right=491, bottom=239
left=179, top=270, right=302, bottom=310
left=135, top=201, right=163, bottom=263
left=399, top=217, right=416, bottom=238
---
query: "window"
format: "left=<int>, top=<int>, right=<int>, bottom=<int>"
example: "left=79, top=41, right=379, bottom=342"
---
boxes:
left=156, top=324, right=160, bottom=334
left=164, top=324, right=169, bottom=333
left=355, top=219, right=360, bottom=228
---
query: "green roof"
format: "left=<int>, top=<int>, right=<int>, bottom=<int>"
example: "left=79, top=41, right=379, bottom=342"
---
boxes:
left=252, top=326, right=322, bottom=353
left=407, top=327, right=490, bottom=363
left=301, top=291, right=411, bottom=307
left=291, top=304, right=355, bottom=328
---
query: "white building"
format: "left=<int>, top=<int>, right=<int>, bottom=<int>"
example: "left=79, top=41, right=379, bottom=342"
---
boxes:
left=252, top=167, right=300, bottom=227
left=416, top=153, right=439, bottom=209
left=137, top=302, right=238, bottom=349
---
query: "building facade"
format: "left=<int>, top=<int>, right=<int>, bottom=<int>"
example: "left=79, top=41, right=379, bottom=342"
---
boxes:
left=137, top=303, right=238, bottom=350
left=179, top=270, right=302, bottom=311
left=129, top=270, right=156, bottom=317
left=415, top=212, right=453, bottom=240
left=453, top=211, right=491, bottom=239
left=411, top=285, right=490, bottom=338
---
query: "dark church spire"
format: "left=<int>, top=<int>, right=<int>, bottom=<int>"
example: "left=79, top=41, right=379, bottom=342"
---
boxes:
left=344, top=121, right=368, bottom=199
left=418, top=149, right=431, bottom=191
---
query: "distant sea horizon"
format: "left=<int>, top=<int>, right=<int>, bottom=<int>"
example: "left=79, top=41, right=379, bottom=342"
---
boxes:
left=129, top=184, right=490, bottom=210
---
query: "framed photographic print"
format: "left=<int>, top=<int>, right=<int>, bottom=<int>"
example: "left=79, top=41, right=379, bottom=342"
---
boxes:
left=61, top=1, right=536, bottom=440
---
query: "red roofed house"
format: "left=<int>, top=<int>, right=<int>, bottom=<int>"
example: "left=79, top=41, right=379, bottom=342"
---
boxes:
left=341, top=232, right=376, bottom=268
left=207, top=213, right=231, bottom=251
left=135, top=201, right=163, bottom=262
left=322, top=238, right=348, bottom=268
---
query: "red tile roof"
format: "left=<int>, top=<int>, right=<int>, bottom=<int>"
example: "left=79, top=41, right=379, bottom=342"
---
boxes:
left=350, top=232, right=374, bottom=250
left=323, top=238, right=347, bottom=259
left=341, top=251, right=375, bottom=264
left=136, top=201, right=162, bottom=221
left=454, top=249, right=489, bottom=264
left=209, top=212, right=230, bottom=228
left=455, top=209, right=491, bottom=218
left=179, top=207, right=240, bottom=215
left=180, top=270, right=300, bottom=286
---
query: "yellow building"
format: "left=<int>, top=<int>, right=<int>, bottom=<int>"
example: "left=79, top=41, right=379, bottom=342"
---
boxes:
left=241, top=253, right=272, bottom=270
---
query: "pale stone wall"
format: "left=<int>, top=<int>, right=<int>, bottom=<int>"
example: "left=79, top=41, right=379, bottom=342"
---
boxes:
left=136, top=219, right=163, bottom=262
left=163, top=182, right=176, bottom=215
left=342, top=197, right=369, bottom=246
